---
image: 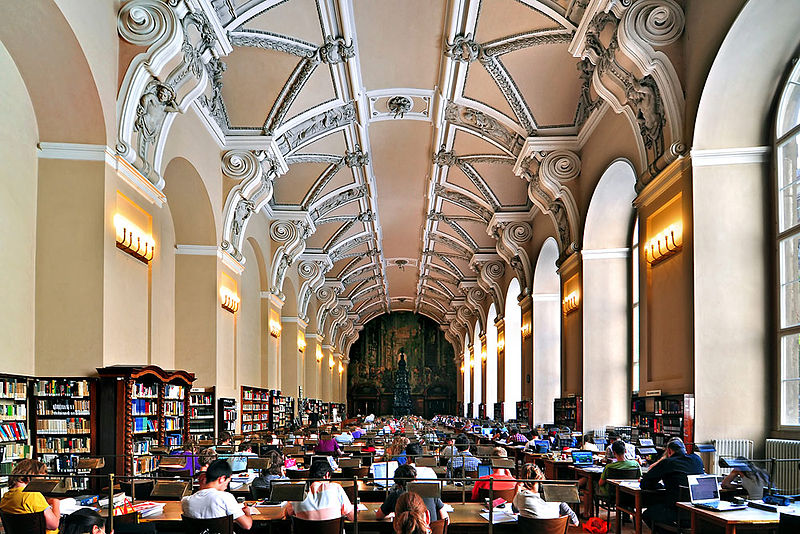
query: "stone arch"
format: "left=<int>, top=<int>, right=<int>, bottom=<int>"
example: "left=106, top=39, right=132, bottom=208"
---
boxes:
left=163, top=157, right=216, bottom=246
left=583, top=159, right=638, bottom=249
left=532, top=237, right=561, bottom=424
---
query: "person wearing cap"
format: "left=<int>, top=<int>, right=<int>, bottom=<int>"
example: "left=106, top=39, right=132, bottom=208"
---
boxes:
left=640, top=438, right=704, bottom=529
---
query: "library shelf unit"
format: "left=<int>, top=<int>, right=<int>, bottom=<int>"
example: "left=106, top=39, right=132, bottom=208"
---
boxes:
left=241, top=386, right=270, bottom=435
left=516, top=400, right=533, bottom=428
left=31, top=377, right=97, bottom=492
left=218, top=397, right=237, bottom=436
left=478, top=403, right=486, bottom=420
left=630, top=393, right=694, bottom=449
left=188, top=387, right=215, bottom=442
left=0, top=374, right=31, bottom=493
left=553, top=396, right=583, bottom=432
left=301, top=398, right=322, bottom=426
left=96, top=365, right=195, bottom=477
left=268, top=391, right=293, bottom=431
left=493, top=402, right=503, bottom=422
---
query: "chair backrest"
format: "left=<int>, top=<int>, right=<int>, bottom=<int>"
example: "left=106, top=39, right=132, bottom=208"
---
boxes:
left=287, top=468, right=310, bottom=480
left=464, top=469, right=478, bottom=479
left=0, top=511, right=47, bottom=534
left=516, top=515, right=569, bottom=534
left=291, top=515, right=344, bottom=534
left=780, top=512, right=800, bottom=534
left=251, top=484, right=272, bottom=500
left=416, top=456, right=437, bottom=467
left=158, top=467, right=192, bottom=479
left=476, top=487, right=517, bottom=502
left=430, top=518, right=448, bottom=534
left=151, top=480, right=191, bottom=500
left=180, top=514, right=233, bottom=534
left=605, top=467, right=640, bottom=480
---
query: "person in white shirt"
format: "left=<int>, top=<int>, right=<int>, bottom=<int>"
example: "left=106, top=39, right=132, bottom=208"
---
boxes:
left=181, top=459, right=253, bottom=530
left=604, top=433, right=638, bottom=462
left=512, top=463, right=579, bottom=526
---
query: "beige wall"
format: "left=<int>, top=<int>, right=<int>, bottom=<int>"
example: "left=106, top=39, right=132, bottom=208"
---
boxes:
left=0, top=41, right=37, bottom=375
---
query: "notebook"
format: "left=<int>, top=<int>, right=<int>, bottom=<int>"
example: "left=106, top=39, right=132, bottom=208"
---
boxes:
left=688, top=475, right=746, bottom=511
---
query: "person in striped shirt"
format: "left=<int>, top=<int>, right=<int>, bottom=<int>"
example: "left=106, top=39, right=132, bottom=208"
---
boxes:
left=285, top=460, right=355, bottom=521
left=508, top=428, right=528, bottom=443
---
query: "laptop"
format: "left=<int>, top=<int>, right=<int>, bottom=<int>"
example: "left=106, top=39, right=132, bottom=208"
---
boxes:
left=688, top=475, right=747, bottom=511
left=370, top=461, right=398, bottom=487
left=534, top=440, right=550, bottom=453
left=478, top=464, right=493, bottom=478
left=571, top=451, right=594, bottom=467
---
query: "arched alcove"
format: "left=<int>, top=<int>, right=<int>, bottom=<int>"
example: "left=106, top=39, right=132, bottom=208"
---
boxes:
left=533, top=237, right=561, bottom=425
left=504, top=278, right=522, bottom=421
left=281, top=277, right=301, bottom=399
left=473, top=321, right=482, bottom=418
left=581, top=159, right=636, bottom=432
left=486, top=304, right=498, bottom=416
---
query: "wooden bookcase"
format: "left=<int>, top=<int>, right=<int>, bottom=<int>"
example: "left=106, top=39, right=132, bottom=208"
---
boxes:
left=96, top=365, right=195, bottom=477
left=31, top=377, right=97, bottom=492
left=218, top=397, right=237, bottom=437
left=553, top=396, right=583, bottom=432
left=241, top=386, right=270, bottom=435
left=188, top=387, right=215, bottom=442
left=516, top=400, right=532, bottom=428
left=268, top=391, right=293, bottom=431
left=493, top=402, right=503, bottom=421
left=0, top=374, right=31, bottom=492
left=630, top=393, right=694, bottom=449
left=478, top=403, right=486, bottom=419
left=301, top=398, right=322, bottom=426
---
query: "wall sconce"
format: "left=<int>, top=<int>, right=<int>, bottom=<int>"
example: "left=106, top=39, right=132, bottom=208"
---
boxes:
left=329, top=354, right=335, bottom=369
left=497, top=337, right=505, bottom=352
left=645, top=223, right=683, bottom=265
left=269, top=319, right=282, bottom=338
left=562, top=291, right=579, bottom=315
left=460, top=363, right=465, bottom=373
left=338, top=361, right=344, bottom=374
left=316, top=346, right=323, bottom=363
left=114, top=214, right=154, bottom=263
left=219, top=286, right=240, bottom=314
left=481, top=348, right=487, bottom=362
left=297, top=333, right=306, bottom=353
left=469, top=356, right=475, bottom=369
left=521, top=323, right=532, bottom=339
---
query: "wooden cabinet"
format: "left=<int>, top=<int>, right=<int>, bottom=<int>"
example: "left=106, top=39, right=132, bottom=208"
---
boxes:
left=553, top=396, right=582, bottom=432
left=630, top=393, right=694, bottom=449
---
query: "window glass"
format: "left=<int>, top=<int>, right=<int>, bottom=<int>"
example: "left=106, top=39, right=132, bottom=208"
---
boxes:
left=632, top=220, right=640, bottom=393
left=781, top=334, right=800, bottom=425
left=777, top=62, right=800, bottom=138
left=779, top=234, right=800, bottom=328
left=778, top=135, right=800, bottom=232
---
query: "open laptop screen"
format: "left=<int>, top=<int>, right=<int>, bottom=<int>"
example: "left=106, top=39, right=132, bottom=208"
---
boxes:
left=478, top=464, right=493, bottom=478
left=688, top=475, right=720, bottom=503
left=571, top=451, right=593, bottom=466
left=371, top=461, right=398, bottom=487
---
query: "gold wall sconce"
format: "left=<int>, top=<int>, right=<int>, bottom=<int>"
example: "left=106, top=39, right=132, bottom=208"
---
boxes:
left=645, top=223, right=683, bottom=265
left=497, top=337, right=505, bottom=352
left=220, top=286, right=240, bottom=314
left=329, top=354, right=335, bottom=369
left=316, top=346, right=323, bottom=363
left=521, top=323, right=532, bottom=339
left=297, top=333, right=306, bottom=353
left=268, top=319, right=282, bottom=338
left=562, top=291, right=579, bottom=315
left=114, top=214, right=154, bottom=263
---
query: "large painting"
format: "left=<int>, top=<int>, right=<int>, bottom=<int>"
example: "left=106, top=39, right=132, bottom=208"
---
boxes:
left=347, top=312, right=456, bottom=416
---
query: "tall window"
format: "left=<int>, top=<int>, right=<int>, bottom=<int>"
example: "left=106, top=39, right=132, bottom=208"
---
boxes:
left=504, top=278, right=522, bottom=420
left=473, top=322, right=482, bottom=418
left=463, top=336, right=471, bottom=417
left=486, top=305, right=498, bottom=413
left=632, top=220, right=640, bottom=394
left=778, top=57, right=800, bottom=426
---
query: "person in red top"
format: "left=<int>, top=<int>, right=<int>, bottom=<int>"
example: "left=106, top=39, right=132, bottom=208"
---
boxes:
left=361, top=438, right=377, bottom=453
left=471, top=447, right=516, bottom=501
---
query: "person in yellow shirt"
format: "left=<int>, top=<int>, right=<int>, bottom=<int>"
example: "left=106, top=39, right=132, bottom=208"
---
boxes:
left=0, top=458, right=61, bottom=533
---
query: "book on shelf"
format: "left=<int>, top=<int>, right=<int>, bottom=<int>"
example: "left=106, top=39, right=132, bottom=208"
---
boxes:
left=0, top=379, right=26, bottom=400
left=0, top=422, right=28, bottom=442
left=34, top=379, right=90, bottom=397
left=35, top=418, right=90, bottom=435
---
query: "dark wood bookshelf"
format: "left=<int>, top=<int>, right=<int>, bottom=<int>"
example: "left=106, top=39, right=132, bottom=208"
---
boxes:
left=630, top=393, right=694, bottom=449
left=188, top=386, right=215, bottom=442
left=553, top=396, right=583, bottom=432
left=241, top=386, right=269, bottom=435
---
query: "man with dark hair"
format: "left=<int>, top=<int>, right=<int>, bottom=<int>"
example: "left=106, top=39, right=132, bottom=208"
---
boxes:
left=182, top=459, right=253, bottom=530
left=228, top=441, right=257, bottom=472
left=447, top=435, right=480, bottom=479
left=405, top=442, right=437, bottom=480
left=581, top=439, right=640, bottom=517
left=375, top=464, right=449, bottom=523
left=440, top=436, right=458, bottom=458
left=508, top=427, right=528, bottom=443
left=640, top=438, right=704, bottom=529
left=286, top=460, right=354, bottom=521
left=605, top=432, right=637, bottom=461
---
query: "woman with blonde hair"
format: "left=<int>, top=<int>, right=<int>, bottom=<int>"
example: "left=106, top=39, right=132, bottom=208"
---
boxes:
left=0, top=459, right=61, bottom=533
left=512, top=463, right=579, bottom=526
left=386, top=436, right=410, bottom=465
left=393, top=491, right=431, bottom=534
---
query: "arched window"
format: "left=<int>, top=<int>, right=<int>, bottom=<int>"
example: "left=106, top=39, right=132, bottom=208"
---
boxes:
left=632, top=220, right=640, bottom=394
left=473, top=321, right=482, bottom=418
left=777, top=57, right=800, bottom=426
left=504, top=278, right=522, bottom=420
left=533, top=238, right=561, bottom=424
left=486, top=304, right=498, bottom=415
left=463, top=334, right=471, bottom=417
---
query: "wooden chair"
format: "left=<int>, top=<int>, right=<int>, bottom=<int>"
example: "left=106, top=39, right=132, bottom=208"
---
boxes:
left=430, top=519, right=448, bottom=534
left=595, top=468, right=640, bottom=521
left=652, top=486, right=692, bottom=534
left=180, top=514, right=233, bottom=534
left=287, top=468, right=310, bottom=480
left=341, top=466, right=369, bottom=480
left=477, top=487, right=518, bottom=502
left=0, top=511, right=47, bottom=534
left=516, top=515, right=569, bottom=534
left=291, top=515, right=344, bottom=534
left=114, top=512, right=158, bottom=534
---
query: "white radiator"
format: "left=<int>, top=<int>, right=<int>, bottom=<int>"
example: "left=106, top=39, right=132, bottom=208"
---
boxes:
left=709, top=439, right=754, bottom=475
left=766, top=439, right=800, bottom=494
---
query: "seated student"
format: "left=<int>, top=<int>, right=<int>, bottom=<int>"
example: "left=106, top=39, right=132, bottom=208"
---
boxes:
left=286, top=459, right=355, bottom=521
left=581, top=440, right=640, bottom=517
left=439, top=436, right=458, bottom=458
left=640, top=438, right=704, bottom=529
left=314, top=432, right=341, bottom=456
left=581, top=435, right=599, bottom=452
left=228, top=441, right=257, bottom=472
left=721, top=457, right=770, bottom=499
left=375, top=464, right=448, bottom=523
left=471, top=447, right=517, bottom=501
left=217, top=431, right=233, bottom=448
left=393, top=491, right=433, bottom=534
left=0, top=459, right=61, bottom=534
left=61, top=509, right=107, bottom=534
left=508, top=427, right=528, bottom=443
left=182, top=459, right=253, bottom=530
left=446, top=435, right=480, bottom=479
left=604, top=432, right=638, bottom=462
left=334, top=427, right=354, bottom=445
left=252, top=450, right=288, bottom=497
left=170, top=438, right=200, bottom=475
left=405, top=443, right=437, bottom=480
left=361, top=438, right=377, bottom=453
left=512, top=464, right=580, bottom=526
left=386, top=436, right=410, bottom=465
left=197, top=447, right=218, bottom=486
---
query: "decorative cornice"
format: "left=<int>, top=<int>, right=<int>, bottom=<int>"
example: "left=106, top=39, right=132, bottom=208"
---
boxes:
left=690, top=146, right=770, bottom=167
left=581, top=248, right=631, bottom=260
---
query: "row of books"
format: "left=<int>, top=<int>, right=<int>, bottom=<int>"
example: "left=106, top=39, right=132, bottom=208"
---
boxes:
left=242, top=412, right=269, bottom=422
left=133, top=438, right=156, bottom=456
left=189, top=394, right=212, bottom=406
left=39, top=453, right=87, bottom=472
left=131, top=382, right=159, bottom=399
left=0, top=402, right=26, bottom=420
left=164, top=434, right=183, bottom=447
left=133, top=455, right=158, bottom=475
left=0, top=422, right=28, bottom=442
left=35, top=436, right=90, bottom=453
left=164, top=385, right=185, bottom=399
left=33, top=379, right=90, bottom=398
left=241, top=422, right=267, bottom=433
left=243, top=403, right=268, bottom=412
left=163, top=401, right=185, bottom=416
left=188, top=407, right=213, bottom=418
left=133, top=417, right=158, bottom=433
left=0, top=443, right=31, bottom=462
left=131, top=399, right=158, bottom=416
left=35, top=418, right=90, bottom=435
left=0, top=379, right=27, bottom=400
left=242, top=389, right=269, bottom=401
left=35, top=399, right=90, bottom=415
left=163, top=418, right=183, bottom=431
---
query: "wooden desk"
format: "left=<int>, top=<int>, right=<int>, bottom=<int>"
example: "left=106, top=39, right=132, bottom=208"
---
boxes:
left=572, top=464, right=604, bottom=516
left=542, top=457, right=573, bottom=480
left=607, top=479, right=665, bottom=534
left=138, top=501, right=286, bottom=524
left=676, top=501, right=799, bottom=534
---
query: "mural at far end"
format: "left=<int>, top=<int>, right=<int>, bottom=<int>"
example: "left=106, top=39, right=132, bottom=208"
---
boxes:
left=347, top=312, right=456, bottom=403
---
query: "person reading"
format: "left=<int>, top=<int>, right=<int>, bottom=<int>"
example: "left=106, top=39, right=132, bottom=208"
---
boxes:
left=197, top=447, right=218, bottom=486
left=0, top=459, right=61, bottom=534
left=581, top=439, right=640, bottom=517
left=471, top=447, right=516, bottom=501
left=314, top=432, right=341, bottom=456
left=405, top=443, right=437, bottom=480
left=640, top=438, right=704, bottom=529
left=720, top=457, right=770, bottom=499
left=286, top=459, right=355, bottom=521
left=181, top=459, right=253, bottom=530
left=512, top=464, right=579, bottom=526
left=393, top=491, right=432, bottom=534
left=228, top=441, right=257, bottom=472
left=251, top=450, right=288, bottom=497
left=375, top=464, right=448, bottom=523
